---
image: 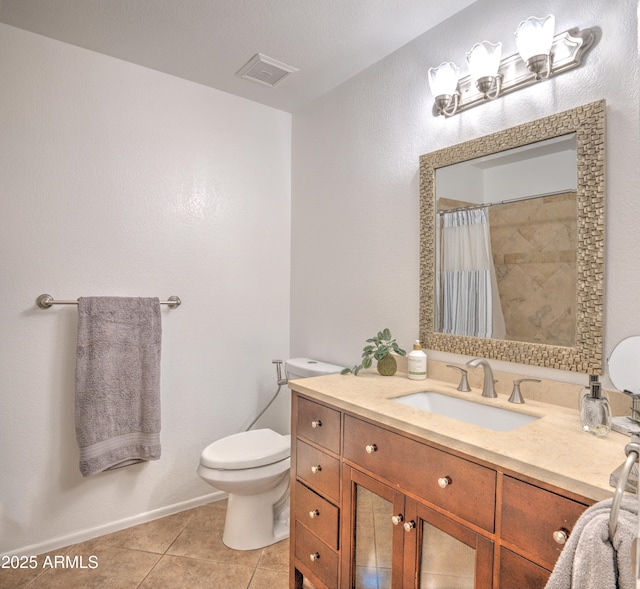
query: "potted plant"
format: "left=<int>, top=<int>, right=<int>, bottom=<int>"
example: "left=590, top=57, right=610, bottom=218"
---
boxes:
left=341, top=328, right=407, bottom=376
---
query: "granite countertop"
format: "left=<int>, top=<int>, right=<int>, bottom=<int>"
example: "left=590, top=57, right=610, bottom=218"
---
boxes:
left=289, top=372, right=632, bottom=501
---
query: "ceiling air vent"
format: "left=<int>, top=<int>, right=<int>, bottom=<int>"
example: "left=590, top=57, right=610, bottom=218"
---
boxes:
left=236, top=53, right=298, bottom=88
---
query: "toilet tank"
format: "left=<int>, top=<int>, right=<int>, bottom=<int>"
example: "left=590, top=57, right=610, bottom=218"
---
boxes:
left=285, top=358, right=343, bottom=380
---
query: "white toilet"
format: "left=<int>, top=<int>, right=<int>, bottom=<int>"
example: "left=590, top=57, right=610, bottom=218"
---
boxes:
left=197, top=357, right=343, bottom=550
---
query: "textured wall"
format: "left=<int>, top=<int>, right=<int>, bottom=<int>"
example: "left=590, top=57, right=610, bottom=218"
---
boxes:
left=0, top=24, right=291, bottom=554
left=291, top=0, right=639, bottom=385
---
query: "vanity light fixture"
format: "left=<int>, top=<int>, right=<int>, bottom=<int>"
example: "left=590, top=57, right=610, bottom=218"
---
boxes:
left=514, top=15, right=556, bottom=80
left=466, top=41, right=502, bottom=99
left=429, top=14, right=594, bottom=117
left=428, top=62, right=460, bottom=116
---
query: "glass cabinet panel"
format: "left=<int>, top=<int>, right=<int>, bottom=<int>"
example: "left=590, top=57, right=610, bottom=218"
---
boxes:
left=355, top=484, right=393, bottom=589
left=407, top=499, right=494, bottom=589
left=345, top=467, right=405, bottom=589
left=419, top=521, right=475, bottom=588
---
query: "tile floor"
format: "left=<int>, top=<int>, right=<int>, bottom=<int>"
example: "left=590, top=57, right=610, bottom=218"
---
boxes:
left=0, top=500, right=290, bottom=589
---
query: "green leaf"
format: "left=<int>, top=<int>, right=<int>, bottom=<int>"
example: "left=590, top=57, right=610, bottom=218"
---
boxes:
left=382, top=328, right=391, bottom=340
left=340, top=368, right=352, bottom=375
left=363, top=357, right=373, bottom=369
left=392, top=343, right=407, bottom=356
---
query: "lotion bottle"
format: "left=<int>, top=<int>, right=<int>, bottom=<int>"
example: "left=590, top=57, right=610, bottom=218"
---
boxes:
left=408, top=340, right=427, bottom=380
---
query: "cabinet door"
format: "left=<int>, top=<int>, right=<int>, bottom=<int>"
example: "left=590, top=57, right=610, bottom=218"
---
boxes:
left=498, top=548, right=550, bottom=589
left=501, top=476, right=587, bottom=570
left=341, top=466, right=406, bottom=589
left=403, top=499, right=494, bottom=589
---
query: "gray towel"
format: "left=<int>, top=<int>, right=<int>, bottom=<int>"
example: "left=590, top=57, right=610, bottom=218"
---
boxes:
left=75, top=297, right=162, bottom=476
left=545, top=495, right=637, bottom=589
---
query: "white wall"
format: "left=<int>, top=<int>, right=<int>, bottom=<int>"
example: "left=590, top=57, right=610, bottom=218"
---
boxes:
left=0, top=24, right=291, bottom=554
left=437, top=145, right=577, bottom=203
left=291, top=0, right=640, bottom=386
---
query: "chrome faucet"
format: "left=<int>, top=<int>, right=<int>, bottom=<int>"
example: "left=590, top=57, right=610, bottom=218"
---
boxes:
left=466, top=358, right=497, bottom=398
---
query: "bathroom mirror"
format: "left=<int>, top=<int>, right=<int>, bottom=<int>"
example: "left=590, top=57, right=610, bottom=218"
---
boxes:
left=419, top=100, right=605, bottom=373
left=608, top=336, right=640, bottom=394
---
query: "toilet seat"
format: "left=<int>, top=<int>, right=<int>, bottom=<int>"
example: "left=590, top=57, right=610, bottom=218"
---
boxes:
left=200, top=428, right=290, bottom=470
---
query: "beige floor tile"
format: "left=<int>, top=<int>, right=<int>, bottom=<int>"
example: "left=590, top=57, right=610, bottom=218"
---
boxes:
left=80, top=509, right=196, bottom=554
left=167, top=503, right=262, bottom=567
left=27, top=545, right=160, bottom=588
left=0, top=546, right=63, bottom=589
left=2, top=499, right=290, bottom=589
left=249, top=567, right=289, bottom=589
left=139, top=555, right=254, bottom=589
left=0, top=546, right=74, bottom=589
left=257, top=539, right=289, bottom=571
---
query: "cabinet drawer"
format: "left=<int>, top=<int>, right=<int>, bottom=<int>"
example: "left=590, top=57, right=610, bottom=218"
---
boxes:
left=296, top=440, right=340, bottom=503
left=295, top=520, right=339, bottom=589
left=501, top=475, right=588, bottom=569
left=499, top=547, right=550, bottom=589
left=296, top=396, right=341, bottom=453
left=295, top=481, right=340, bottom=549
left=344, top=415, right=496, bottom=531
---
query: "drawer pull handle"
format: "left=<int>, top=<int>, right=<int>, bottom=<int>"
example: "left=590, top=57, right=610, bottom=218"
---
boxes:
left=311, top=420, right=322, bottom=428
left=310, top=552, right=320, bottom=562
left=365, top=444, right=377, bottom=454
left=553, top=529, right=569, bottom=545
left=391, top=514, right=404, bottom=525
left=310, top=465, right=322, bottom=474
left=309, top=509, right=320, bottom=518
left=403, top=521, right=416, bottom=532
left=437, top=476, right=452, bottom=488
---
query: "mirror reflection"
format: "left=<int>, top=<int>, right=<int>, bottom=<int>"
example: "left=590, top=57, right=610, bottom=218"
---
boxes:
left=435, top=134, right=577, bottom=347
left=421, top=102, right=604, bottom=372
left=355, top=484, right=392, bottom=589
left=419, top=521, right=475, bottom=588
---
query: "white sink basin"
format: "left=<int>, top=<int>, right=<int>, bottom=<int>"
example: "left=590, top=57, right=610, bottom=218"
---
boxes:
left=392, top=391, right=539, bottom=432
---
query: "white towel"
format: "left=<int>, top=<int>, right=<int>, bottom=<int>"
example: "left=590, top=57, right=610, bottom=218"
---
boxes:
left=75, top=297, right=162, bottom=476
left=545, top=495, right=637, bottom=589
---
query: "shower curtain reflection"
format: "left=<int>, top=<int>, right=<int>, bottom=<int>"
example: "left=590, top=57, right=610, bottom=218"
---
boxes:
left=436, top=208, right=505, bottom=339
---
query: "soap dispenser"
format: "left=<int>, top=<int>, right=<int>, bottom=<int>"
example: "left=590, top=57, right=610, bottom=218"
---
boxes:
left=407, top=340, right=427, bottom=380
left=579, top=375, right=611, bottom=437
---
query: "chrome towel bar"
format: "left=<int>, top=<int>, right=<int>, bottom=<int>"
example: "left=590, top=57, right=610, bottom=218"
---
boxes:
left=36, top=294, right=181, bottom=309
left=609, top=436, right=640, bottom=541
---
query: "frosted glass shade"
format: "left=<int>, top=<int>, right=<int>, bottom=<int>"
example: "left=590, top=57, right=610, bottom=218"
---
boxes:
left=428, top=62, right=460, bottom=97
left=515, top=15, right=556, bottom=61
left=466, top=41, right=502, bottom=81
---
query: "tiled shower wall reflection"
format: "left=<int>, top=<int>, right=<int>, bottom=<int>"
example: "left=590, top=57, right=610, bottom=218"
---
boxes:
left=355, top=486, right=393, bottom=589
left=489, top=192, right=577, bottom=347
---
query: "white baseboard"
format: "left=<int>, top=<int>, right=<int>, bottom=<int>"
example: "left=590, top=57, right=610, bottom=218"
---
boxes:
left=4, top=491, right=227, bottom=558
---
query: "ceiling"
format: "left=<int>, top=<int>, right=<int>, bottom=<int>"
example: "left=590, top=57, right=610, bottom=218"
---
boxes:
left=0, top=0, right=476, bottom=113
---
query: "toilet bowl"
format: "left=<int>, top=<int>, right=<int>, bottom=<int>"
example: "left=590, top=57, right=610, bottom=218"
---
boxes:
left=197, top=358, right=343, bottom=550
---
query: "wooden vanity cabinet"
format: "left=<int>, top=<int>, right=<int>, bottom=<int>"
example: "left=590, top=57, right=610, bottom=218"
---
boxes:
left=290, top=392, right=592, bottom=589
left=343, top=414, right=497, bottom=532
left=291, top=395, right=342, bottom=589
left=498, top=547, right=551, bottom=588
left=497, top=475, right=590, bottom=588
